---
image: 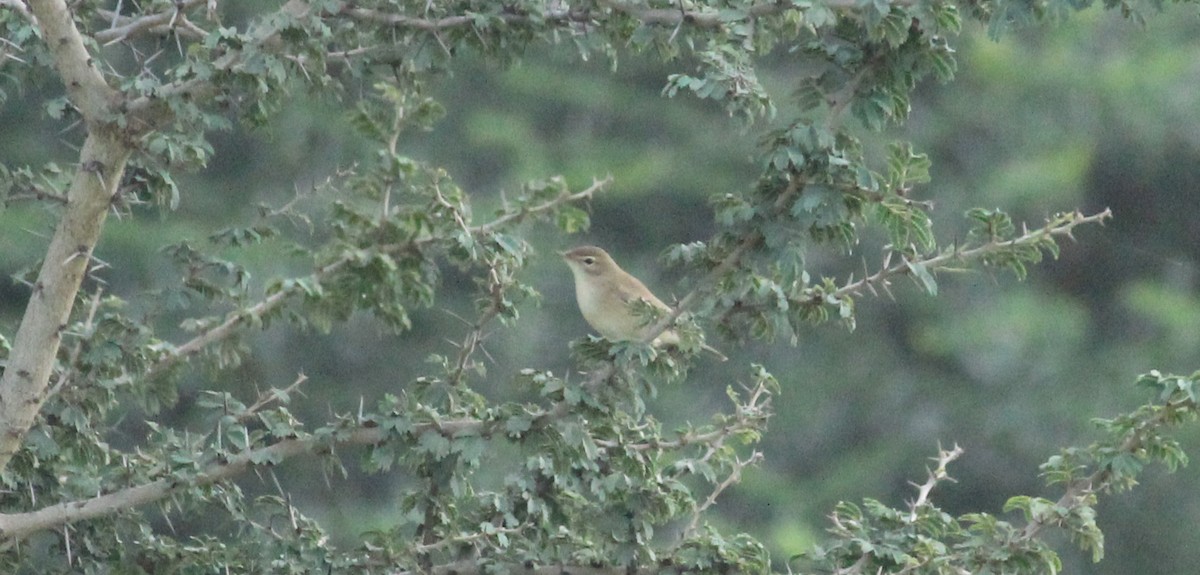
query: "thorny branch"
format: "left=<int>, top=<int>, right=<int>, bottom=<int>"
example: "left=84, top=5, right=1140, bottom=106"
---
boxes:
left=828, top=444, right=966, bottom=575
left=46, top=288, right=104, bottom=398
left=593, top=376, right=772, bottom=452
left=445, top=260, right=507, bottom=388
left=835, top=208, right=1112, bottom=302
left=143, top=176, right=610, bottom=380
left=0, top=177, right=611, bottom=539
left=684, top=450, right=763, bottom=536
left=0, top=363, right=765, bottom=541
left=908, top=443, right=963, bottom=522
left=1018, top=389, right=1192, bottom=541
left=94, top=0, right=209, bottom=45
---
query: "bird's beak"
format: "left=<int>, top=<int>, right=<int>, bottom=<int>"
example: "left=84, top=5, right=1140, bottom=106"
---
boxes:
left=556, top=250, right=569, bottom=259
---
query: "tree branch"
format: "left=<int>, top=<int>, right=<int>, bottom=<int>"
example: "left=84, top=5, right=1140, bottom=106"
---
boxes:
left=593, top=377, right=772, bottom=452
left=339, top=4, right=577, bottom=31
left=26, top=0, right=118, bottom=124
left=0, top=399, right=535, bottom=541
left=832, top=208, right=1112, bottom=302
left=444, top=259, right=507, bottom=388
left=144, top=176, right=610, bottom=379
left=339, top=0, right=835, bottom=33
left=1016, top=391, right=1188, bottom=542
left=684, top=450, right=763, bottom=535
left=0, top=0, right=133, bottom=473
left=0, top=169, right=607, bottom=539
left=0, top=348, right=769, bottom=541
left=0, top=385, right=672, bottom=540
left=94, top=0, right=208, bottom=45
left=908, top=443, right=963, bottom=522
left=0, top=426, right=380, bottom=541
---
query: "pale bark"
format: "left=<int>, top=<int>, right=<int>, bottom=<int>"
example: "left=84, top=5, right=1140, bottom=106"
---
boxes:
left=0, top=427, right=386, bottom=540
left=0, top=0, right=130, bottom=471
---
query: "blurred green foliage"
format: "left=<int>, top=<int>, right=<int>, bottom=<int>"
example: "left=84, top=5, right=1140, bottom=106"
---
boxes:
left=2, top=0, right=1199, bottom=573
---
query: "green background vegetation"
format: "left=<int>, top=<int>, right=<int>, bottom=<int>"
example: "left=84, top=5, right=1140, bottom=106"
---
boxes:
left=2, top=4, right=1198, bottom=573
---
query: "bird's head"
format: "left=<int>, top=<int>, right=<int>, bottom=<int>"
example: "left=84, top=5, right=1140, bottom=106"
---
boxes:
left=560, top=245, right=618, bottom=278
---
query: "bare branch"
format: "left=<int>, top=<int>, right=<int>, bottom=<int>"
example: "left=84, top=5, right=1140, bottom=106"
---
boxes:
left=3, top=189, right=70, bottom=205
left=685, top=451, right=763, bottom=535
left=908, top=443, right=963, bottom=522
left=94, top=0, right=208, bottom=45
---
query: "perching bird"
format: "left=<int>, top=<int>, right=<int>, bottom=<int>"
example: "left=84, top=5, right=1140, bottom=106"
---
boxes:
left=560, top=245, right=727, bottom=361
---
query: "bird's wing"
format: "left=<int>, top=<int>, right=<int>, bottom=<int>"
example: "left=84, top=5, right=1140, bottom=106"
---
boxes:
left=615, top=275, right=671, bottom=311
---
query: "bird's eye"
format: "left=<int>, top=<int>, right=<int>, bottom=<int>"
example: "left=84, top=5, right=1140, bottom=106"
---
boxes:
left=583, top=257, right=596, bottom=265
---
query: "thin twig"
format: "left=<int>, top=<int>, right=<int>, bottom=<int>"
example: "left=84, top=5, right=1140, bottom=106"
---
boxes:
left=145, top=176, right=610, bottom=379
left=907, top=443, right=963, bottom=522
left=47, top=288, right=105, bottom=398
left=685, top=451, right=763, bottom=535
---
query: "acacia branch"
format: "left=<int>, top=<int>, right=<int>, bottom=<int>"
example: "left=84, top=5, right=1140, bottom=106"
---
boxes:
left=628, top=22, right=933, bottom=345
left=0, top=166, right=606, bottom=535
left=27, top=0, right=117, bottom=123
left=833, top=208, right=1113, bottom=302
left=339, top=5, right=577, bottom=30
left=0, top=402, right=531, bottom=541
left=0, top=0, right=133, bottom=473
left=1017, top=392, right=1192, bottom=542
left=445, top=261, right=507, bottom=388
left=340, top=0, right=877, bottom=34
left=0, top=173, right=607, bottom=540
left=93, top=0, right=208, bottom=44
left=594, top=377, right=772, bottom=452
left=145, top=176, right=610, bottom=379
left=908, top=443, right=963, bottom=522
left=0, top=426, right=380, bottom=541
left=0, top=339, right=763, bottom=541
left=684, top=451, right=763, bottom=535
left=3, top=188, right=70, bottom=205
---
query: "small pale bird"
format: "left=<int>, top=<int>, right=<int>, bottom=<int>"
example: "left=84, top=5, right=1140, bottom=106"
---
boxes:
left=560, top=245, right=727, bottom=361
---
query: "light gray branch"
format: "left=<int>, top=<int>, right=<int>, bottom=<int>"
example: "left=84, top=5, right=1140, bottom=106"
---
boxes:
left=94, top=0, right=207, bottom=44
left=0, top=427, right=380, bottom=540
left=0, top=0, right=132, bottom=473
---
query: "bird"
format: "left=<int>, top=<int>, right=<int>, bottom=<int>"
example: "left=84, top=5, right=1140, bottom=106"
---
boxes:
left=560, top=245, right=727, bottom=361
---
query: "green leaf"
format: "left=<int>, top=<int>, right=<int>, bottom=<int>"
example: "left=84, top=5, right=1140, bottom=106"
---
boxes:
left=907, top=260, right=938, bottom=295
left=418, top=430, right=452, bottom=459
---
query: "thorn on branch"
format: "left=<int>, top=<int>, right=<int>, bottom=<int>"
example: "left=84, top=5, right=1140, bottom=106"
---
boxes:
left=907, top=442, right=963, bottom=522
left=62, top=245, right=91, bottom=267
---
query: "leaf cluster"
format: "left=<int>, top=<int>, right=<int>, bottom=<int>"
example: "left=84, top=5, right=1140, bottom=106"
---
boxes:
left=796, top=371, right=1200, bottom=574
left=0, top=0, right=1189, bottom=573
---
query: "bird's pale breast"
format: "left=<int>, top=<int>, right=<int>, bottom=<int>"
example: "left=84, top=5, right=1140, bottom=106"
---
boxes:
left=573, top=274, right=647, bottom=341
